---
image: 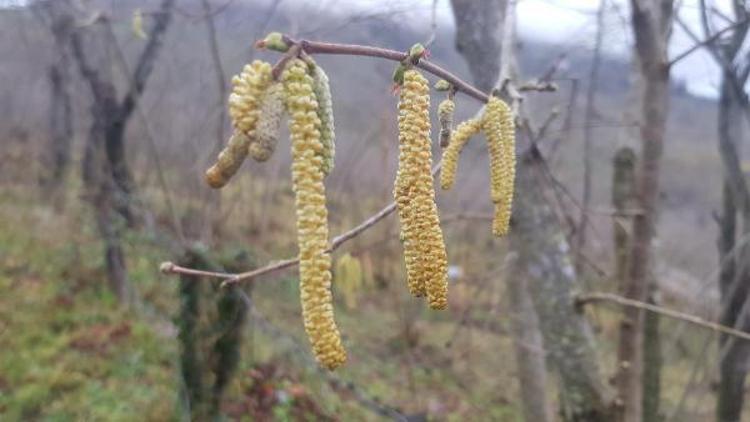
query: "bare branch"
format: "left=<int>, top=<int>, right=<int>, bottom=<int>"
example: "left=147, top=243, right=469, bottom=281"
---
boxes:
left=577, top=292, right=750, bottom=343
left=669, top=17, right=750, bottom=66
left=119, top=0, right=176, bottom=121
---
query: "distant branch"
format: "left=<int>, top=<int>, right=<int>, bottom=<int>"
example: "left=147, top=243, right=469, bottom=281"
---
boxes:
left=669, top=17, right=750, bottom=66
left=577, top=292, right=750, bottom=343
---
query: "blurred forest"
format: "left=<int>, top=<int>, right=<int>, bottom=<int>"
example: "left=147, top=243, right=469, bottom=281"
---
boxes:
left=1, top=0, right=749, bottom=420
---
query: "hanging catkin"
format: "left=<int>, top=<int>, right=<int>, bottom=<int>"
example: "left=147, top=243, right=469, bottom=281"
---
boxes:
left=228, top=60, right=272, bottom=136
left=205, top=132, right=252, bottom=188
left=394, top=69, right=448, bottom=309
left=311, top=65, right=336, bottom=175
left=284, top=58, right=346, bottom=370
left=205, top=60, right=272, bottom=188
left=249, top=82, right=284, bottom=162
left=439, top=118, right=482, bottom=190
left=482, top=96, right=516, bottom=237
left=437, top=98, right=455, bottom=148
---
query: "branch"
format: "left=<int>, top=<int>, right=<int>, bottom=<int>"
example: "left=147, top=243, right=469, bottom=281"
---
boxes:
left=576, top=292, right=750, bottom=343
left=284, top=37, right=490, bottom=102
left=669, top=17, right=750, bottom=66
left=119, top=0, right=176, bottom=120
left=162, top=164, right=441, bottom=284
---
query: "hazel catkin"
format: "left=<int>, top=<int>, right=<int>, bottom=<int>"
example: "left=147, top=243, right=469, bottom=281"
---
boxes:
left=249, top=82, right=284, bottom=162
left=205, top=131, right=253, bottom=188
left=482, top=96, right=516, bottom=237
left=394, top=69, right=448, bottom=309
left=228, top=60, right=273, bottom=136
left=439, top=117, right=482, bottom=190
left=437, top=98, right=455, bottom=148
left=312, top=65, right=335, bottom=175
left=284, top=58, right=346, bottom=370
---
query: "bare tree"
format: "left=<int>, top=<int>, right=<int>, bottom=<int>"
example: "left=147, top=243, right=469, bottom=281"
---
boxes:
left=615, top=1, right=674, bottom=421
left=67, top=0, right=176, bottom=302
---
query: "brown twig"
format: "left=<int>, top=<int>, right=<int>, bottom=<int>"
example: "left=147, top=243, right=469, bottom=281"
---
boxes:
left=285, top=36, right=491, bottom=102
left=161, top=164, right=442, bottom=284
left=576, top=292, right=750, bottom=343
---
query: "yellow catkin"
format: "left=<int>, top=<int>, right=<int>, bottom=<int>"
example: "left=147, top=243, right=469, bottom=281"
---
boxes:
left=249, top=82, right=284, bottom=162
left=439, top=118, right=482, bottom=190
left=437, top=98, right=455, bottom=147
left=312, top=65, right=335, bottom=175
left=482, top=97, right=516, bottom=237
left=394, top=69, right=448, bottom=309
left=204, top=131, right=252, bottom=189
left=228, top=60, right=273, bottom=136
left=284, top=59, right=346, bottom=370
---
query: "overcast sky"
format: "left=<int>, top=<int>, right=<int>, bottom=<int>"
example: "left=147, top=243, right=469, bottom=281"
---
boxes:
left=346, top=0, right=737, bottom=98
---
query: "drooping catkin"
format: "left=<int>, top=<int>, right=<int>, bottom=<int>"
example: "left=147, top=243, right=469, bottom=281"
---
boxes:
left=249, top=82, right=284, bottom=162
left=228, top=60, right=273, bottom=136
left=284, top=58, right=346, bottom=370
left=439, top=118, right=482, bottom=190
left=205, top=131, right=252, bottom=189
left=394, top=69, right=448, bottom=309
left=205, top=60, right=272, bottom=188
left=311, top=65, right=335, bottom=175
left=482, top=97, right=516, bottom=237
left=437, top=98, right=455, bottom=147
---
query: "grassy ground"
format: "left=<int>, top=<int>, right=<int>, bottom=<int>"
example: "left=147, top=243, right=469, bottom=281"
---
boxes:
left=0, top=182, right=728, bottom=421
left=0, top=185, right=526, bottom=421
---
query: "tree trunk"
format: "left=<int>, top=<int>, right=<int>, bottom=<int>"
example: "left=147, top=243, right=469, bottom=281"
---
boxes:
left=574, top=0, right=606, bottom=272
left=716, top=73, right=750, bottom=422
left=449, top=0, right=505, bottom=92
left=616, top=3, right=673, bottom=421
left=450, top=1, right=613, bottom=419
left=42, top=63, right=73, bottom=198
left=68, top=0, right=175, bottom=302
left=507, top=268, right=553, bottom=422
left=513, top=151, right=613, bottom=421
left=35, top=1, right=74, bottom=199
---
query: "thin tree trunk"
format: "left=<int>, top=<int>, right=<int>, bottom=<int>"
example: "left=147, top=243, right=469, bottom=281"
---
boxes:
left=574, top=0, right=606, bottom=271
left=507, top=268, right=552, bottom=422
left=616, top=3, right=673, bottom=421
left=613, top=146, right=661, bottom=422
left=450, top=1, right=613, bottom=419
left=716, top=73, right=750, bottom=422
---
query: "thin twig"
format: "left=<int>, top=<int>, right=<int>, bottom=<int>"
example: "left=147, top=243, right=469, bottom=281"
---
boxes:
left=424, top=0, right=439, bottom=48
left=161, top=164, right=441, bottom=284
left=285, top=36, right=490, bottom=102
left=577, top=292, right=750, bottom=343
left=669, top=16, right=750, bottom=66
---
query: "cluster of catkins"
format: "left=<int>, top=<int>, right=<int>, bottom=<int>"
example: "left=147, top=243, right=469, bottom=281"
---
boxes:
left=205, top=55, right=343, bottom=370
left=204, top=35, right=516, bottom=370
left=439, top=95, right=516, bottom=237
